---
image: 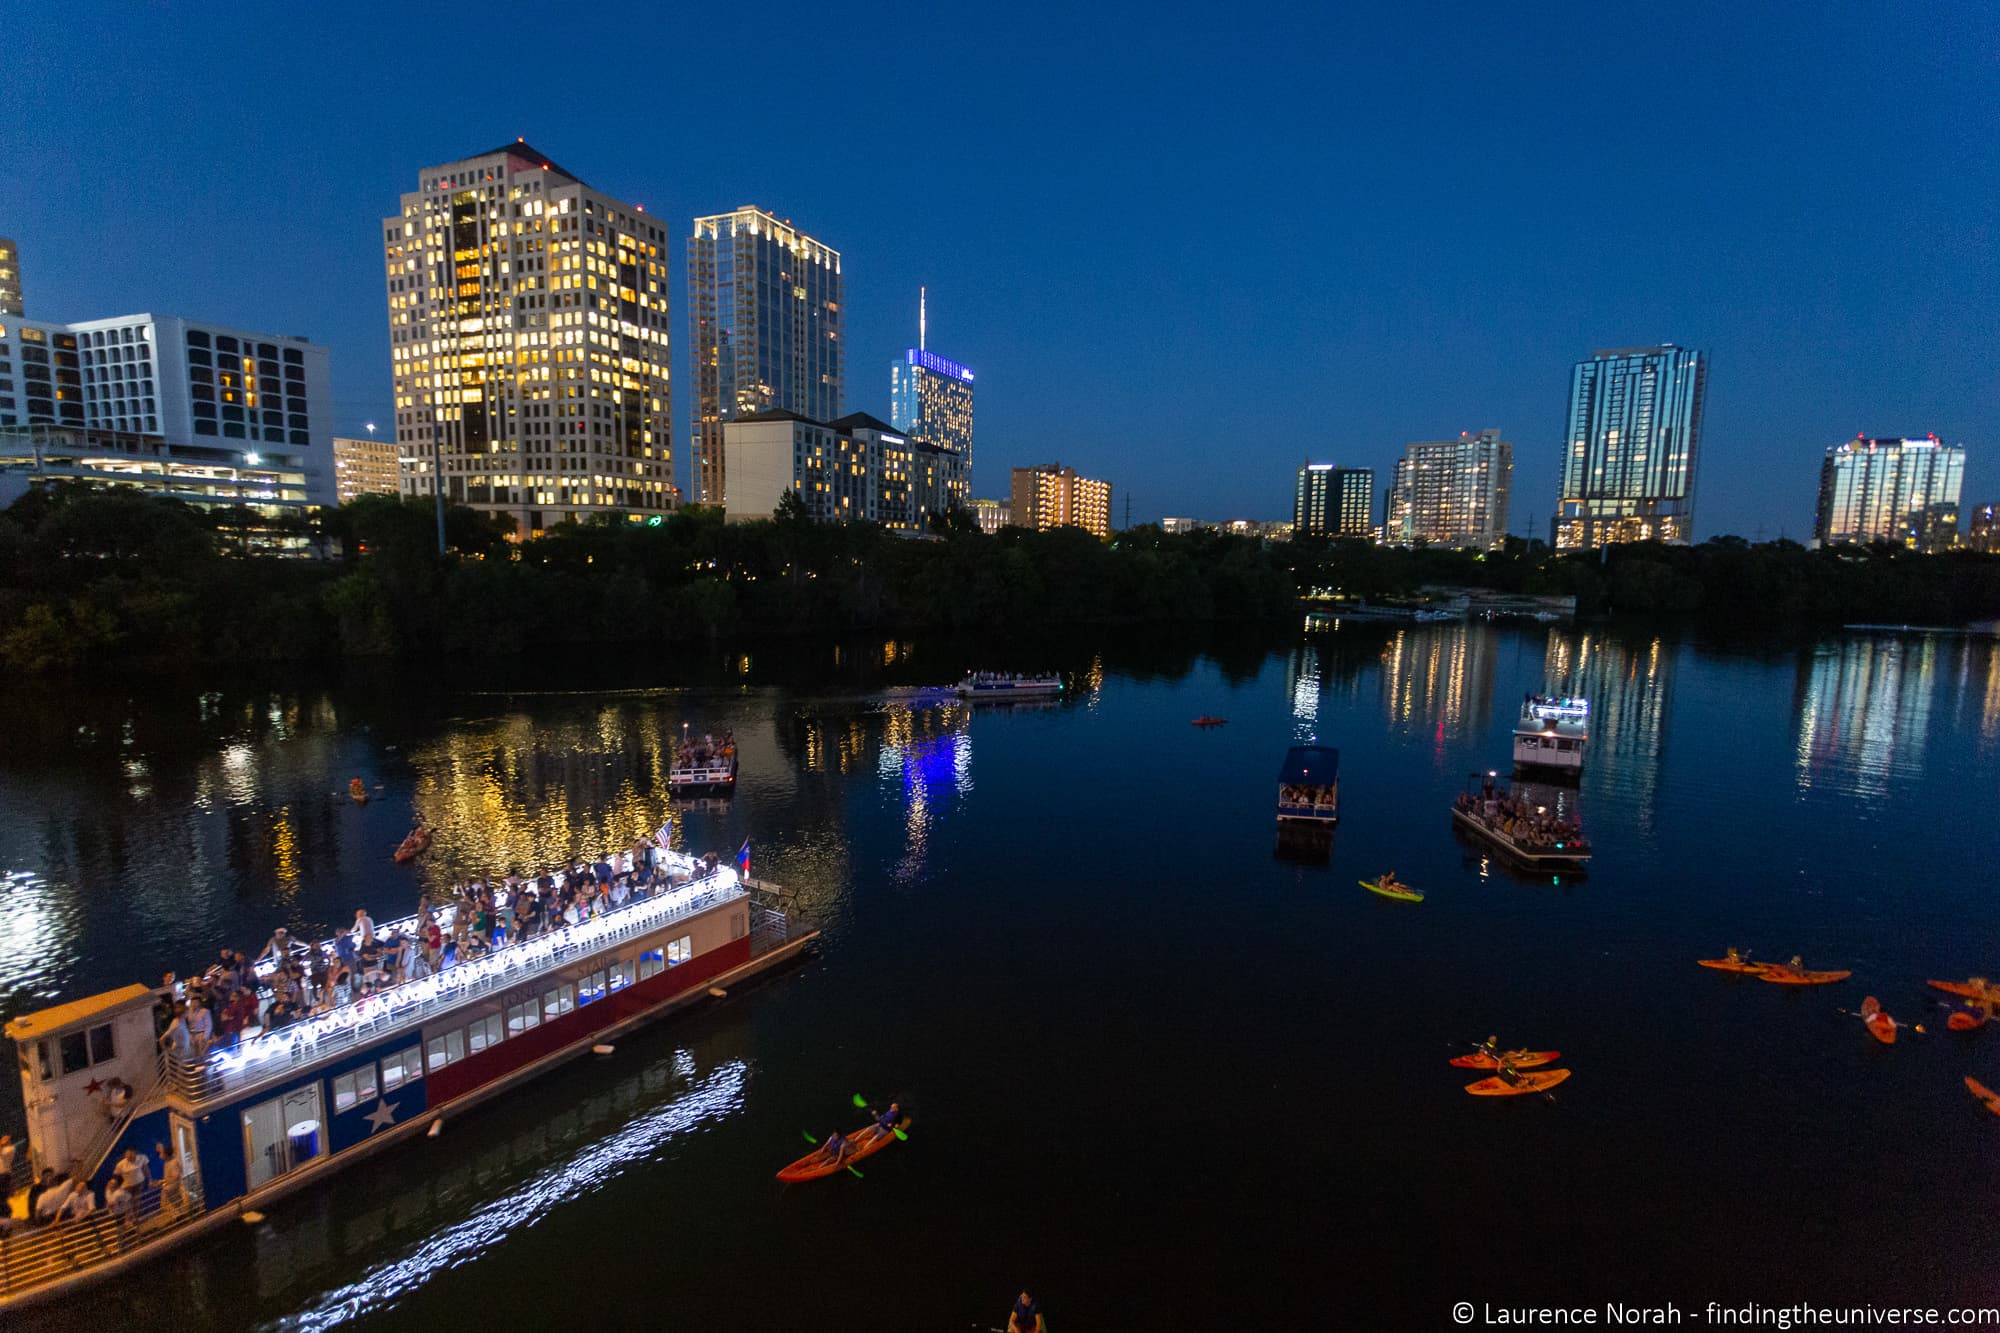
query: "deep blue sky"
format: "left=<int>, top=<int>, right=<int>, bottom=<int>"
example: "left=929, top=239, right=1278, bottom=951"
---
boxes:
left=6, top=1, right=1996, bottom=534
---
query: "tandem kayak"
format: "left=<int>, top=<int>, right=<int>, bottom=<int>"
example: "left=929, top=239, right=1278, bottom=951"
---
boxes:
left=1450, top=1050, right=1559, bottom=1070
left=393, top=826, right=432, bottom=863
left=1465, top=1069, right=1571, bottom=1096
left=1756, top=967, right=1850, bottom=986
left=1948, top=1011, right=1988, bottom=1032
left=1697, top=958, right=1768, bottom=974
left=1966, top=1077, right=2000, bottom=1117
left=1360, top=879, right=1424, bottom=903
left=776, top=1120, right=907, bottom=1182
left=1929, top=979, right=1997, bottom=1001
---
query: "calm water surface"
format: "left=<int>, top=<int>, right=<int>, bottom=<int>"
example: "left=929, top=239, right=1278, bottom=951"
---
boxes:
left=3, top=624, right=1997, bottom=1330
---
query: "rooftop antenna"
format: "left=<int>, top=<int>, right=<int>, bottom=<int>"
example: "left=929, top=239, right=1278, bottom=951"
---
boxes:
left=919, top=286, right=926, bottom=352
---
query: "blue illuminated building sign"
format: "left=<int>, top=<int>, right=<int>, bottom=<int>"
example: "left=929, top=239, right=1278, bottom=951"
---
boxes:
left=904, top=348, right=974, bottom=383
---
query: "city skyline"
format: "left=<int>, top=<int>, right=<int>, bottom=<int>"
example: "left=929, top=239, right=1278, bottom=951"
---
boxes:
left=3, top=3, right=1995, bottom=534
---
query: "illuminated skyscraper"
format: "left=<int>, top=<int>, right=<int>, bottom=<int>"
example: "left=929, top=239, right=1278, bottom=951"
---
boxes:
left=1554, top=345, right=1707, bottom=549
left=688, top=207, right=843, bottom=509
left=1386, top=430, right=1513, bottom=548
left=0, top=236, right=22, bottom=316
left=1011, top=464, right=1111, bottom=537
left=1294, top=463, right=1374, bottom=539
left=1812, top=435, right=1965, bottom=551
left=382, top=142, right=674, bottom=536
left=890, top=287, right=974, bottom=474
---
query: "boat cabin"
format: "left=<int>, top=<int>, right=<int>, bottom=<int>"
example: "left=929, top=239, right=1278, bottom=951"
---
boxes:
left=1512, top=694, right=1589, bottom=778
left=1277, top=745, right=1340, bottom=824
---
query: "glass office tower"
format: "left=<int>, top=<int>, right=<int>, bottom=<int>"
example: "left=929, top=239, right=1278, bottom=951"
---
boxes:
left=1553, top=345, right=1707, bottom=549
left=1813, top=435, right=1965, bottom=551
left=688, top=207, right=843, bottom=508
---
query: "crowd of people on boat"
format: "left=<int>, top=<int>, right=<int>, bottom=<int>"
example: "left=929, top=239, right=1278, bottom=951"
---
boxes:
left=1, top=1141, right=184, bottom=1240
left=1279, top=783, right=1336, bottom=808
left=153, top=831, right=722, bottom=1068
left=1453, top=788, right=1589, bottom=855
left=675, top=730, right=736, bottom=770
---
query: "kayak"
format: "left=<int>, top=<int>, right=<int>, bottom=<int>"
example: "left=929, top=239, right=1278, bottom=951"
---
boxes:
left=1966, top=1077, right=2000, bottom=1117
left=776, top=1120, right=907, bottom=1182
left=393, top=827, right=432, bottom=863
left=1929, top=979, right=1996, bottom=1001
left=1465, top=1069, right=1571, bottom=1096
left=1860, top=996, right=1896, bottom=1045
left=1697, top=958, right=1768, bottom=974
left=1755, top=967, right=1850, bottom=986
left=1191, top=716, right=1229, bottom=727
left=1450, top=1050, right=1559, bottom=1070
left=348, top=779, right=370, bottom=805
left=1360, top=879, right=1424, bottom=903
left=1948, top=1011, right=1988, bottom=1032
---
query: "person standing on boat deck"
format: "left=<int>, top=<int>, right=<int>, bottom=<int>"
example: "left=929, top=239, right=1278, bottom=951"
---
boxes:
left=115, top=1147, right=150, bottom=1195
left=256, top=926, right=294, bottom=964
left=34, top=1172, right=75, bottom=1224
left=55, top=1173, right=97, bottom=1222
left=156, top=1143, right=183, bottom=1214
left=352, top=907, right=377, bottom=946
left=105, top=1175, right=136, bottom=1229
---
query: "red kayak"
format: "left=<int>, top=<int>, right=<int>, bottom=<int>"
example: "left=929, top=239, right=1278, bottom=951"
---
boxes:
left=1860, top=996, right=1897, bottom=1045
left=1949, top=1011, right=1989, bottom=1032
left=776, top=1120, right=907, bottom=1182
left=393, top=827, right=433, bottom=863
left=1967, top=1077, right=2000, bottom=1118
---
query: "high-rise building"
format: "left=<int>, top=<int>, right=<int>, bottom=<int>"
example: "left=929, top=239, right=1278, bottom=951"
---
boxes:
left=1967, top=503, right=1998, bottom=553
left=1294, top=463, right=1374, bottom=539
left=724, top=409, right=963, bottom=533
left=1554, top=345, right=1708, bottom=549
left=383, top=142, right=674, bottom=536
left=890, top=287, right=974, bottom=470
left=0, top=237, right=22, bottom=316
left=332, top=434, right=403, bottom=502
left=688, top=207, right=843, bottom=509
left=1011, top=464, right=1111, bottom=537
left=1386, top=429, right=1514, bottom=548
left=0, top=312, right=332, bottom=512
left=1812, top=435, right=1966, bottom=551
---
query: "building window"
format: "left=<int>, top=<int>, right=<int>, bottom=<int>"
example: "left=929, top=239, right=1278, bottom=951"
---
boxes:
left=332, top=1063, right=380, bottom=1113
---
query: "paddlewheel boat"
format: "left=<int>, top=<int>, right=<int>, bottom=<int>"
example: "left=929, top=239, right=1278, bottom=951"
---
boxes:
left=0, top=843, right=816, bottom=1313
left=1512, top=694, right=1588, bottom=779
left=1452, top=771, right=1590, bottom=873
left=955, top=672, right=1063, bottom=699
left=1277, top=745, right=1340, bottom=824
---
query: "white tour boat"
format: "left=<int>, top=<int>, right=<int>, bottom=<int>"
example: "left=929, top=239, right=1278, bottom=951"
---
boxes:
left=1511, top=694, right=1588, bottom=778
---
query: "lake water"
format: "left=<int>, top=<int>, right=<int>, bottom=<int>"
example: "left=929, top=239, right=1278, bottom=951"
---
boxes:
left=4, top=622, right=1998, bottom=1331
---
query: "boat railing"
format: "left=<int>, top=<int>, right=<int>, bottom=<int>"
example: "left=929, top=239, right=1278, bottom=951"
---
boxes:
left=0, top=1171, right=206, bottom=1302
left=160, top=873, right=748, bottom=1110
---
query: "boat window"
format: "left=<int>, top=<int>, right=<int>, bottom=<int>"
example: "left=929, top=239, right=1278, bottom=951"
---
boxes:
left=667, top=935, right=693, bottom=966
left=332, top=1063, right=379, bottom=1113
left=608, top=958, right=634, bottom=992
left=381, top=1046, right=424, bottom=1092
left=426, top=1029, right=464, bottom=1070
left=579, top=970, right=606, bottom=1004
left=468, top=1013, right=503, bottom=1051
left=35, top=1039, right=53, bottom=1081
left=638, top=948, right=665, bottom=980
left=59, top=1031, right=89, bottom=1075
left=88, top=1023, right=115, bottom=1064
left=544, top=982, right=576, bottom=1016
left=506, top=999, right=540, bottom=1034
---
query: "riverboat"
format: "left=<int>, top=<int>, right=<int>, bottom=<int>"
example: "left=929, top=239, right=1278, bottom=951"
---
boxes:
left=1511, top=694, right=1589, bottom=779
left=1277, top=745, right=1340, bottom=824
left=1451, top=772, right=1590, bottom=873
left=0, top=845, right=816, bottom=1313
left=955, top=672, right=1063, bottom=699
left=669, top=733, right=737, bottom=792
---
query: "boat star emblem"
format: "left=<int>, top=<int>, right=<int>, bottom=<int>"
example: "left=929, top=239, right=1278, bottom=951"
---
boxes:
left=85, top=1077, right=104, bottom=1096
left=363, top=1097, right=399, bottom=1134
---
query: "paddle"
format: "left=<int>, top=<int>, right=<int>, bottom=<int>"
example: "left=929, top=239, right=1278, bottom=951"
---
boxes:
left=1837, top=1008, right=1925, bottom=1035
left=852, top=1092, right=911, bottom=1140
left=799, top=1130, right=863, bottom=1177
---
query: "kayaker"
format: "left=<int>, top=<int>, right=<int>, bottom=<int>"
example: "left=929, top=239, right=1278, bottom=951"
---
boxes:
left=1008, top=1291, right=1042, bottom=1333
left=1495, top=1063, right=1523, bottom=1087
left=816, top=1129, right=850, bottom=1168
left=1378, top=870, right=1400, bottom=890
left=1723, top=946, right=1751, bottom=965
left=1782, top=955, right=1806, bottom=978
left=1475, top=1035, right=1500, bottom=1057
left=872, top=1102, right=902, bottom=1137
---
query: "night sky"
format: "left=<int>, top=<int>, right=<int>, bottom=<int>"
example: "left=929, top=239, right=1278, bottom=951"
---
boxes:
left=6, top=2, right=1995, bottom=535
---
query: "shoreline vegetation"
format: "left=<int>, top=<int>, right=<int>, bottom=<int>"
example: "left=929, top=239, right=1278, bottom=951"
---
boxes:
left=1, top=487, right=1996, bottom=673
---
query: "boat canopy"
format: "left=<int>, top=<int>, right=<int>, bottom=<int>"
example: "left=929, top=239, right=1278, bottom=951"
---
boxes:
left=1279, top=745, right=1340, bottom=784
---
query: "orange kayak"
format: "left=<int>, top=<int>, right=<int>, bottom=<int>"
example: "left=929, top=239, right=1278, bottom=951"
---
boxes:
left=1930, top=979, right=1996, bottom=1001
left=1860, top=997, right=1896, bottom=1045
left=1949, top=1011, right=1989, bottom=1032
left=776, top=1121, right=905, bottom=1182
left=1698, top=958, right=1768, bottom=974
left=1465, top=1069, right=1570, bottom=1096
left=1966, top=1077, right=2000, bottom=1117
left=1756, top=967, right=1850, bottom=986
left=1451, top=1049, right=1559, bottom=1070
left=393, top=828, right=432, bottom=863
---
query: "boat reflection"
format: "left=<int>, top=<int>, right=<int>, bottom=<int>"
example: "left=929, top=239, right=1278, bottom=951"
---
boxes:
left=1793, top=636, right=1941, bottom=796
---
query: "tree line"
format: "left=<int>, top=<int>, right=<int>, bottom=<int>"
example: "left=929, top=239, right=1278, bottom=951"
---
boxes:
left=0, top=484, right=1992, bottom=673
